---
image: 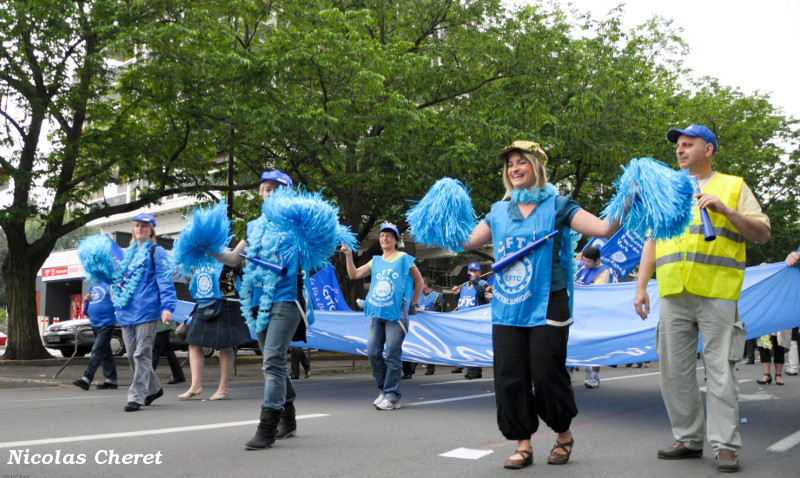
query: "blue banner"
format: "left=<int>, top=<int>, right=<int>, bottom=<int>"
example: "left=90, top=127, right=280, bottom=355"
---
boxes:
left=288, top=263, right=800, bottom=367
left=309, top=264, right=352, bottom=311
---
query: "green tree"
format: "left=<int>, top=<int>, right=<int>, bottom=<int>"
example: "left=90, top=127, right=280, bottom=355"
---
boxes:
left=0, top=0, right=250, bottom=359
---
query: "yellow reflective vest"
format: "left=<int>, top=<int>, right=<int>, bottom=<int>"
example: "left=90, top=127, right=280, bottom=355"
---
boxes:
left=655, top=173, right=746, bottom=301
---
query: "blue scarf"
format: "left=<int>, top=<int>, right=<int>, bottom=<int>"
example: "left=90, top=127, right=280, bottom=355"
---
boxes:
left=510, top=183, right=558, bottom=205
left=112, top=242, right=152, bottom=308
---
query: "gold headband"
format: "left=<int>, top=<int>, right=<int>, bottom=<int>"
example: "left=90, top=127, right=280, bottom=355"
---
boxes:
left=497, top=140, right=548, bottom=165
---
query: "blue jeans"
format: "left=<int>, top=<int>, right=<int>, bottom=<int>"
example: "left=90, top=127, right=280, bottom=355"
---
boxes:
left=83, top=325, right=117, bottom=383
left=256, top=301, right=300, bottom=412
left=367, top=316, right=408, bottom=403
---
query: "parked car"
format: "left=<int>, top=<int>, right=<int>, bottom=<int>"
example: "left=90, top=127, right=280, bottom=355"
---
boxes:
left=42, top=319, right=216, bottom=358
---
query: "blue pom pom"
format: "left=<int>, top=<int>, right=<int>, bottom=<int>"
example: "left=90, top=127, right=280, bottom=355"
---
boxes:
left=240, top=188, right=357, bottom=331
left=601, top=157, right=695, bottom=241
left=167, top=200, right=233, bottom=280
left=406, top=177, right=478, bottom=252
left=261, top=188, right=358, bottom=272
left=77, top=234, right=120, bottom=284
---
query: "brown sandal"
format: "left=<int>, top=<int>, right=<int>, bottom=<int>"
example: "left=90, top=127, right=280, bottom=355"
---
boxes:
left=504, top=449, right=533, bottom=469
left=547, top=438, right=574, bottom=465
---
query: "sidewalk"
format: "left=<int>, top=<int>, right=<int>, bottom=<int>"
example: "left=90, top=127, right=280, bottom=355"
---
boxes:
left=0, top=351, right=373, bottom=389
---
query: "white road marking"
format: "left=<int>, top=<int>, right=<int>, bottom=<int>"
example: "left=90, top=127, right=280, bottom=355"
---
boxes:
left=439, top=447, right=494, bottom=459
left=421, top=379, right=492, bottom=386
left=599, top=372, right=661, bottom=382
left=767, top=430, right=800, bottom=452
left=0, top=414, right=329, bottom=449
left=2, top=395, right=114, bottom=403
left=406, top=393, right=495, bottom=406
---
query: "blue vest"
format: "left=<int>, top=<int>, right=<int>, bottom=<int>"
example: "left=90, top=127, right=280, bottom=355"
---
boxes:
left=574, top=264, right=614, bottom=285
left=86, top=280, right=116, bottom=327
left=490, top=195, right=556, bottom=327
left=457, top=281, right=488, bottom=309
left=190, top=262, right=224, bottom=303
left=419, top=290, right=442, bottom=310
left=365, top=254, right=416, bottom=322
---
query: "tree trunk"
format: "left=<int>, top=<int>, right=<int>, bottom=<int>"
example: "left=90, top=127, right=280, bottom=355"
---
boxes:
left=1, top=242, right=53, bottom=360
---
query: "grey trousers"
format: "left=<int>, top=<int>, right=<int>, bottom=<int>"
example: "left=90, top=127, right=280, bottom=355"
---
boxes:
left=121, top=321, right=161, bottom=405
left=658, top=291, right=744, bottom=455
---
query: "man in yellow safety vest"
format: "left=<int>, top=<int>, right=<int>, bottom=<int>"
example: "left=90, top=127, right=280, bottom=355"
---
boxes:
left=634, top=124, right=770, bottom=474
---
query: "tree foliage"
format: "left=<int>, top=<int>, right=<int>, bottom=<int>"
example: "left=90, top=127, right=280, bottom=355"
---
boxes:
left=1, top=0, right=797, bottom=359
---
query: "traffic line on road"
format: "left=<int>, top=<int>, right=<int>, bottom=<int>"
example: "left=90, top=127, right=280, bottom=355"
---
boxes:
left=598, top=372, right=661, bottom=382
left=421, top=379, right=492, bottom=386
left=767, top=429, right=800, bottom=452
left=406, top=393, right=495, bottom=406
left=0, top=414, right=329, bottom=449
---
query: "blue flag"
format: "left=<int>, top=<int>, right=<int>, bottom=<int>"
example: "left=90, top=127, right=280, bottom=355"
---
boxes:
left=309, top=264, right=352, bottom=311
left=583, top=227, right=644, bottom=280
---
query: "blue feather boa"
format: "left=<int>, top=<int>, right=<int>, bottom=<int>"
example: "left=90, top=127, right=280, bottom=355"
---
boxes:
left=511, top=183, right=558, bottom=205
left=600, top=157, right=694, bottom=241
left=166, top=200, right=233, bottom=280
left=77, top=234, right=118, bottom=284
left=239, top=214, right=282, bottom=331
left=112, top=242, right=153, bottom=308
left=240, top=188, right=358, bottom=331
left=406, top=177, right=478, bottom=252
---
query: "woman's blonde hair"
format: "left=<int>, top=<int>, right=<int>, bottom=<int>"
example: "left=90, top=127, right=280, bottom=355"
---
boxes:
left=130, top=222, right=157, bottom=245
left=501, top=149, right=548, bottom=200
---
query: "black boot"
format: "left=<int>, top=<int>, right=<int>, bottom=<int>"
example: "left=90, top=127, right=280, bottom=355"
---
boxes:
left=244, top=409, right=281, bottom=450
left=276, top=402, right=297, bottom=439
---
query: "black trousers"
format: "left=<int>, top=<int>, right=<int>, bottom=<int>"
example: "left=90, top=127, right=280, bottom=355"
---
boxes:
left=152, top=329, right=185, bottom=380
left=758, top=336, right=786, bottom=364
left=493, top=289, right=577, bottom=440
left=290, top=347, right=310, bottom=376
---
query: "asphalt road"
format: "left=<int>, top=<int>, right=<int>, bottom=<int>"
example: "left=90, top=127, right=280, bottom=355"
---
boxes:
left=1, top=359, right=799, bottom=478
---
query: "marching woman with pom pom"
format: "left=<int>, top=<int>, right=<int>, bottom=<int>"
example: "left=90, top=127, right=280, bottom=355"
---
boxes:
left=460, top=141, right=619, bottom=469
left=210, top=171, right=302, bottom=449
left=209, top=170, right=360, bottom=450
left=341, top=223, right=424, bottom=410
left=177, top=258, right=251, bottom=401
left=114, top=214, right=177, bottom=412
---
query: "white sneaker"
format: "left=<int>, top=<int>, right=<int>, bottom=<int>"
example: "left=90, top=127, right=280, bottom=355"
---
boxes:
left=375, top=398, right=401, bottom=410
left=585, top=374, right=600, bottom=389
left=585, top=369, right=592, bottom=382
left=373, top=393, right=385, bottom=406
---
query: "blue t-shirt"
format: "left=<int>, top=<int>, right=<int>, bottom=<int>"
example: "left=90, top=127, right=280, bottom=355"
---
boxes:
left=484, top=195, right=581, bottom=291
left=86, top=280, right=116, bottom=327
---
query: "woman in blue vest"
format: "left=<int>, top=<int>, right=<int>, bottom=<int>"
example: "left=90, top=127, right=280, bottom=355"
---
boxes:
left=342, top=223, right=424, bottom=410
left=114, top=214, right=177, bottom=412
left=211, top=171, right=308, bottom=449
left=177, top=260, right=250, bottom=401
left=72, top=280, right=118, bottom=390
left=461, top=141, right=618, bottom=469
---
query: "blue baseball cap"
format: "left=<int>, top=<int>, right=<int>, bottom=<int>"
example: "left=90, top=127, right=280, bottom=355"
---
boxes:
left=132, top=213, right=156, bottom=227
left=667, top=124, right=717, bottom=153
left=468, top=262, right=481, bottom=271
left=259, top=170, right=293, bottom=189
left=379, top=223, right=400, bottom=239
